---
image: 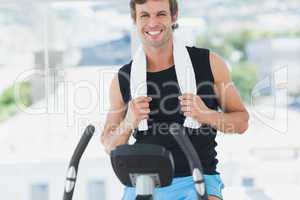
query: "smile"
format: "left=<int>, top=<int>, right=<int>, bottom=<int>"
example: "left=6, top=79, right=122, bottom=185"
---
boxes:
left=146, top=30, right=163, bottom=36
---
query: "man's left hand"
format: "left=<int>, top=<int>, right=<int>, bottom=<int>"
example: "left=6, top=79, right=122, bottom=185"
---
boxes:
left=178, top=93, right=212, bottom=123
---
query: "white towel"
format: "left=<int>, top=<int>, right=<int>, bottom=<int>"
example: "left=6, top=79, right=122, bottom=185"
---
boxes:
left=130, top=34, right=201, bottom=131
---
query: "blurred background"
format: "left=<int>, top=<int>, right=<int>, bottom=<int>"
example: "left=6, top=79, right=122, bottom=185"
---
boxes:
left=0, top=0, right=300, bottom=199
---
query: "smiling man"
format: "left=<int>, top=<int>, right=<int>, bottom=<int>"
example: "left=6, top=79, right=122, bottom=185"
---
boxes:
left=101, top=0, right=249, bottom=199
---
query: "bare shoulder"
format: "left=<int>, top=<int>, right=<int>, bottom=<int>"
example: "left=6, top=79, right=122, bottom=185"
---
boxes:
left=209, top=51, right=231, bottom=83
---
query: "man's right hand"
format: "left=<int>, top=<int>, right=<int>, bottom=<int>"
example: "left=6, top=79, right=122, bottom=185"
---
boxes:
left=125, top=96, right=152, bottom=130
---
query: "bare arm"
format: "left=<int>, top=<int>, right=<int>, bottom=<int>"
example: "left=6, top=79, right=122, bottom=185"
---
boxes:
left=100, top=74, right=132, bottom=154
left=100, top=74, right=151, bottom=154
left=206, top=52, right=249, bottom=134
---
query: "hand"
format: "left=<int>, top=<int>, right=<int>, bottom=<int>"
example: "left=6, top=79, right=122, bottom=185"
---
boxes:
left=178, top=93, right=211, bottom=123
left=125, top=96, right=152, bottom=130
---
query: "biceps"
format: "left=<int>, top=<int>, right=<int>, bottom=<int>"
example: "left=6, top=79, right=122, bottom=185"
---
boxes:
left=107, top=74, right=127, bottom=122
left=102, top=75, right=127, bottom=136
left=215, top=82, right=246, bottom=113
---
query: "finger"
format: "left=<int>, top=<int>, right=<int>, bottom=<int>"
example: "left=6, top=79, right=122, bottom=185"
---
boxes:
left=181, top=106, right=191, bottom=112
left=134, top=96, right=152, bottom=103
left=179, top=93, right=194, bottom=100
left=183, top=111, right=192, bottom=117
left=133, top=96, right=146, bottom=102
left=139, top=108, right=151, bottom=114
left=140, top=115, right=149, bottom=120
left=137, top=102, right=150, bottom=108
left=179, top=99, right=192, bottom=106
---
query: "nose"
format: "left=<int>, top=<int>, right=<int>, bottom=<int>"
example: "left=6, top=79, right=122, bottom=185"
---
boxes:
left=147, top=15, right=159, bottom=28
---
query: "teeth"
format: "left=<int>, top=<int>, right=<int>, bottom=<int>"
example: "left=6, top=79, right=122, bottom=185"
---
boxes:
left=147, top=31, right=161, bottom=36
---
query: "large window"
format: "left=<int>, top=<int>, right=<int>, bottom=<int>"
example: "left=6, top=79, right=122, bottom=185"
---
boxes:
left=0, top=2, right=132, bottom=69
left=87, top=180, right=106, bottom=200
left=29, top=183, right=49, bottom=200
left=0, top=1, right=133, bottom=117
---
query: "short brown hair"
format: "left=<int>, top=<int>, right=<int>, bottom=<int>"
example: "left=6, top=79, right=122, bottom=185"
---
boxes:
left=129, top=0, right=178, bottom=29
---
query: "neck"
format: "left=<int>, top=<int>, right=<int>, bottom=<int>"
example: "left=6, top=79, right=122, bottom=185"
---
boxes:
left=143, top=38, right=174, bottom=72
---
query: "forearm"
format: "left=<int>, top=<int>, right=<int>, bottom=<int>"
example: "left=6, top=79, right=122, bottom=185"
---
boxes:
left=101, top=119, right=133, bottom=154
left=200, top=110, right=249, bottom=134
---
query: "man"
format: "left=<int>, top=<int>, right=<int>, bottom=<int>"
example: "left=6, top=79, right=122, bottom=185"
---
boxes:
left=101, top=0, right=249, bottom=199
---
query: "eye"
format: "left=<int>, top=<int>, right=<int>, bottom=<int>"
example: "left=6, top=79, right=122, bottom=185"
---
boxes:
left=158, top=13, right=166, bottom=16
left=140, top=14, right=149, bottom=18
left=157, top=12, right=168, bottom=17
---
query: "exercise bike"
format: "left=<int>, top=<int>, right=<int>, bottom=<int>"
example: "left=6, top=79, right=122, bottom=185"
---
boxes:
left=111, top=127, right=208, bottom=200
left=62, top=125, right=208, bottom=200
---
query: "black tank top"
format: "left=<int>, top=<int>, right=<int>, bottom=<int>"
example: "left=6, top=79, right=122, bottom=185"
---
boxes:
left=118, top=47, right=219, bottom=177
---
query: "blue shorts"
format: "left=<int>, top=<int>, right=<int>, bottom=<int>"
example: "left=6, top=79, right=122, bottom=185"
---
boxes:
left=122, top=174, right=224, bottom=200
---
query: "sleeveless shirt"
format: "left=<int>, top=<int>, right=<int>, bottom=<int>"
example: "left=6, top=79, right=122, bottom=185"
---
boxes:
left=118, top=47, right=219, bottom=177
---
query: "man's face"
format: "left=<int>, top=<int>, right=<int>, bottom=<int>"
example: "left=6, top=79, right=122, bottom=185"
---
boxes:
left=135, top=0, right=176, bottom=48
